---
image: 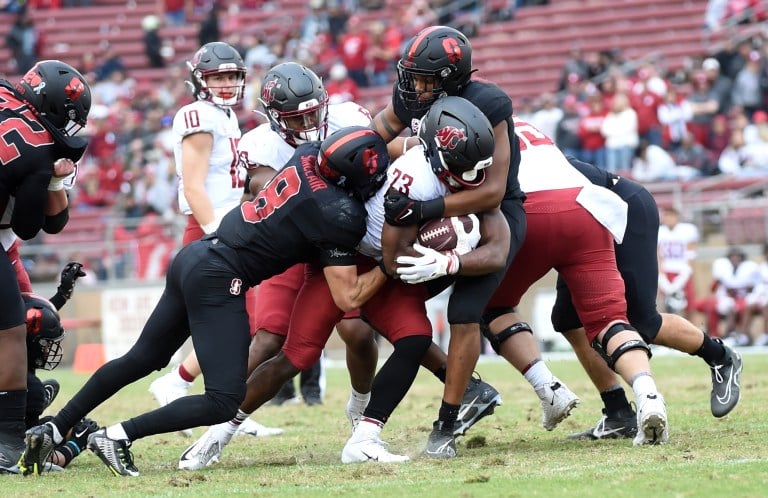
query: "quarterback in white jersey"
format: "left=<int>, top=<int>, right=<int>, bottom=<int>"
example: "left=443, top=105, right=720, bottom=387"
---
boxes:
left=171, top=42, right=246, bottom=243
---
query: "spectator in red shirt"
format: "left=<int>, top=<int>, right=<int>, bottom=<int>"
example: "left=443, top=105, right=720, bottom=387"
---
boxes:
left=337, top=14, right=369, bottom=87
left=325, top=62, right=359, bottom=105
left=578, top=93, right=608, bottom=168
left=629, top=63, right=666, bottom=146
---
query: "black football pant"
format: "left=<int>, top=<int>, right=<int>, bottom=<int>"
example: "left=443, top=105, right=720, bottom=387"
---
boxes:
left=53, top=240, right=251, bottom=440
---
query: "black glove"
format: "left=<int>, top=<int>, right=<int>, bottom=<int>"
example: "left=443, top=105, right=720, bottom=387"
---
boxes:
left=384, top=191, right=445, bottom=226
left=58, top=262, right=86, bottom=300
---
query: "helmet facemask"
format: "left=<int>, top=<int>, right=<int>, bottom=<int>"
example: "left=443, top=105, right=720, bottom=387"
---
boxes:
left=396, top=63, right=447, bottom=113
left=189, top=66, right=246, bottom=107
left=265, top=94, right=329, bottom=145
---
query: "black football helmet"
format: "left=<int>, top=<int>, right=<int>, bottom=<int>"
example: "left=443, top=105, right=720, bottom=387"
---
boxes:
left=317, top=126, right=389, bottom=201
left=23, top=293, right=65, bottom=371
left=260, top=62, right=329, bottom=146
left=397, top=26, right=473, bottom=112
left=418, top=96, right=494, bottom=191
left=15, top=60, right=91, bottom=136
left=187, top=42, right=246, bottom=106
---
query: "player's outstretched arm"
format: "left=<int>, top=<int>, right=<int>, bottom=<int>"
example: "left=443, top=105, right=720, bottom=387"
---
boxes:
left=323, top=264, right=388, bottom=312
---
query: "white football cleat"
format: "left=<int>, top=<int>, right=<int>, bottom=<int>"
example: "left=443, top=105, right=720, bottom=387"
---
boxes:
left=535, top=378, right=580, bottom=431
left=234, top=418, right=284, bottom=437
left=632, top=392, right=669, bottom=446
left=341, top=434, right=409, bottom=464
left=178, top=424, right=233, bottom=470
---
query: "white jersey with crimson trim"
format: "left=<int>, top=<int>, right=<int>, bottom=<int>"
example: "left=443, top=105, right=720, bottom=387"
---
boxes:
left=515, top=118, right=628, bottom=243
left=358, top=145, right=447, bottom=259
left=172, top=100, right=244, bottom=216
left=658, top=222, right=699, bottom=274
left=238, top=101, right=373, bottom=172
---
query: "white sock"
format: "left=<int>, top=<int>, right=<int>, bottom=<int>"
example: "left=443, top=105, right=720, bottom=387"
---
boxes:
left=105, top=423, right=129, bottom=441
left=631, top=372, right=658, bottom=400
left=347, top=388, right=371, bottom=412
left=170, top=365, right=193, bottom=387
left=525, top=360, right=554, bottom=391
left=354, top=419, right=382, bottom=440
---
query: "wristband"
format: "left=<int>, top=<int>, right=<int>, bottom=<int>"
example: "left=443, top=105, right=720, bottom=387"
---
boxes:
left=48, top=177, right=65, bottom=191
left=420, top=197, right=445, bottom=221
left=377, top=259, right=393, bottom=278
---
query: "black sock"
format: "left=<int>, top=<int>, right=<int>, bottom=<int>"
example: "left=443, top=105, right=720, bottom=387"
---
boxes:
left=438, top=400, right=460, bottom=427
left=601, top=386, right=632, bottom=418
left=0, top=389, right=26, bottom=438
left=692, top=334, right=727, bottom=366
left=432, top=364, right=447, bottom=383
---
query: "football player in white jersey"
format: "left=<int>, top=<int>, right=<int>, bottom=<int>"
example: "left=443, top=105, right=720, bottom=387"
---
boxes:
left=149, top=42, right=283, bottom=439
left=658, top=206, right=700, bottom=316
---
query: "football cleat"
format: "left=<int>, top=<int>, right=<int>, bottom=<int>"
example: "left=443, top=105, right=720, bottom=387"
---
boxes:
left=710, top=340, right=743, bottom=418
left=632, top=393, right=669, bottom=446
left=149, top=372, right=193, bottom=437
left=178, top=423, right=233, bottom=470
left=234, top=418, right=284, bottom=437
left=87, top=429, right=139, bottom=477
left=341, top=434, right=409, bottom=464
left=454, top=374, right=502, bottom=437
left=17, top=422, right=59, bottom=476
left=568, top=407, right=637, bottom=440
left=423, top=420, right=457, bottom=459
left=535, top=379, right=580, bottom=431
left=0, top=436, right=25, bottom=474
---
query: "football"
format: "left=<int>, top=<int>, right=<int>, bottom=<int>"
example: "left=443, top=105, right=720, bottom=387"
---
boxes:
left=417, top=214, right=480, bottom=254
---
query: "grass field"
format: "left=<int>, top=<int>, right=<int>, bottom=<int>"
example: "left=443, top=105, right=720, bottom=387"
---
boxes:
left=6, top=349, right=768, bottom=497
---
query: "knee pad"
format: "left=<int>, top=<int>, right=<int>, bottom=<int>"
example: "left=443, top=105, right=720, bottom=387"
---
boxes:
left=481, top=320, right=532, bottom=355
left=591, top=322, right=651, bottom=371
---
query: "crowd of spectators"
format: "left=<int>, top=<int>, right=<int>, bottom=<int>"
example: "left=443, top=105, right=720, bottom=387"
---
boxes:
left=3, top=0, right=767, bottom=284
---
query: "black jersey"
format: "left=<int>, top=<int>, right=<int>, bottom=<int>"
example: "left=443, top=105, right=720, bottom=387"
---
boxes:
left=215, top=142, right=367, bottom=287
left=0, top=85, right=87, bottom=240
left=567, top=156, right=645, bottom=201
left=391, top=79, right=525, bottom=202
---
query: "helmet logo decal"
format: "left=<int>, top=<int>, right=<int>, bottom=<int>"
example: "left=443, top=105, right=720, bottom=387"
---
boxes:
left=362, top=148, right=379, bottom=175
left=22, top=70, right=45, bottom=94
left=261, top=80, right=277, bottom=104
left=26, top=308, right=42, bottom=335
left=435, top=126, right=467, bottom=151
left=443, top=38, right=461, bottom=64
left=65, top=77, right=85, bottom=101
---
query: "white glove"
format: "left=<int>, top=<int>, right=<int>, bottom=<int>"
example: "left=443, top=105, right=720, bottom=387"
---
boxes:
left=453, top=213, right=480, bottom=255
left=396, top=243, right=461, bottom=284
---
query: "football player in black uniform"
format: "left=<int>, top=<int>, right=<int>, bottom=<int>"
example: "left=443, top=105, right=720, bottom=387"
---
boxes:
left=0, top=60, right=90, bottom=473
left=553, top=157, right=742, bottom=438
left=18, top=126, right=391, bottom=477
left=21, top=265, right=100, bottom=472
left=372, top=25, right=526, bottom=457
